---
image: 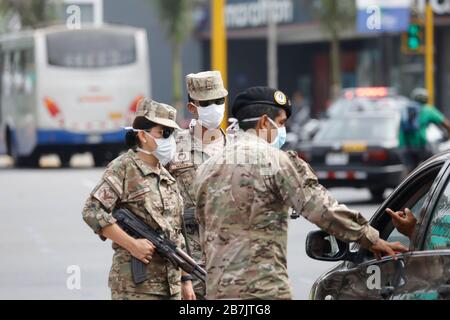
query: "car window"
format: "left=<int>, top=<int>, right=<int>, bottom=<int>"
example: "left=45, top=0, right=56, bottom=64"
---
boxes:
left=353, top=164, right=443, bottom=263
left=386, top=185, right=430, bottom=248
left=423, top=178, right=450, bottom=250
left=314, top=116, right=398, bottom=142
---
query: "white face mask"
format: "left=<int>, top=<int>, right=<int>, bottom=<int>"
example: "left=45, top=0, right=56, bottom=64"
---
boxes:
left=137, top=131, right=176, bottom=166
left=196, top=103, right=225, bottom=130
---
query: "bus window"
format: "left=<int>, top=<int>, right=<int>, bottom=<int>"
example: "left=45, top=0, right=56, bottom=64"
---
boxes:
left=0, top=52, right=3, bottom=124
left=2, top=52, right=11, bottom=97
left=12, top=51, right=24, bottom=95
left=24, top=49, right=35, bottom=95
left=47, top=30, right=137, bottom=69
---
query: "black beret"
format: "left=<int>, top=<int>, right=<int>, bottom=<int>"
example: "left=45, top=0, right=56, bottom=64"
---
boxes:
left=232, top=86, right=292, bottom=119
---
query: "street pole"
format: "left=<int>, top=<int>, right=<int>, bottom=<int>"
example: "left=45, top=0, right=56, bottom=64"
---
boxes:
left=267, top=0, right=278, bottom=88
left=211, top=0, right=228, bottom=130
left=425, top=3, right=435, bottom=106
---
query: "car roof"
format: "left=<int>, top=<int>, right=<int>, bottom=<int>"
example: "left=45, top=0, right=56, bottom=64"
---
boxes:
left=327, top=95, right=409, bottom=118
left=327, top=111, right=399, bottom=119
left=415, top=149, right=450, bottom=170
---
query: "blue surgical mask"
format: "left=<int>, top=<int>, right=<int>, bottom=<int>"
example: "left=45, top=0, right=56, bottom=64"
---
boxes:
left=240, top=117, right=287, bottom=149
left=268, top=118, right=287, bottom=149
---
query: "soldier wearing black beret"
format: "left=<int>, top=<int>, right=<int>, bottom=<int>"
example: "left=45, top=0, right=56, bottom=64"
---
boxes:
left=194, top=86, right=407, bottom=300
left=230, top=86, right=292, bottom=148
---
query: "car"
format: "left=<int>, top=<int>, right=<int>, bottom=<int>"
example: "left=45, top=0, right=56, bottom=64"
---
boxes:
left=297, top=111, right=407, bottom=200
left=306, top=150, right=450, bottom=300
left=285, top=87, right=409, bottom=148
left=326, top=87, right=409, bottom=119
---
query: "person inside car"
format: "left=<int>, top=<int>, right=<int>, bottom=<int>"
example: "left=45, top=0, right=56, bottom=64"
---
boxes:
left=386, top=208, right=417, bottom=240
left=387, top=207, right=449, bottom=250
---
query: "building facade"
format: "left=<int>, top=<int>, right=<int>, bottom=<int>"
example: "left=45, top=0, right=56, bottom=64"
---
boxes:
left=196, top=0, right=450, bottom=117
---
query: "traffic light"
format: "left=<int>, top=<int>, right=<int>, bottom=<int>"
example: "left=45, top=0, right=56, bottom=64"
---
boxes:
left=402, top=20, right=425, bottom=55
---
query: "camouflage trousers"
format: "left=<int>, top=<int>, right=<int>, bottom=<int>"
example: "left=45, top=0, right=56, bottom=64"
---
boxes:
left=184, top=215, right=206, bottom=300
left=192, top=271, right=206, bottom=300
left=111, top=290, right=181, bottom=300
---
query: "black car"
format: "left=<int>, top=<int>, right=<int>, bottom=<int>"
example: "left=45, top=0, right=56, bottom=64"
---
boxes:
left=297, top=111, right=407, bottom=200
left=306, top=151, right=450, bottom=300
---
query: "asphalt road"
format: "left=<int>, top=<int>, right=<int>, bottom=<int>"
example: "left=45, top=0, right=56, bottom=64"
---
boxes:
left=0, top=155, right=383, bottom=300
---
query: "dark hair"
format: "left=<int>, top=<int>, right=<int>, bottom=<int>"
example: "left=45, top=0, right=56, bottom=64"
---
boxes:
left=125, top=117, right=157, bottom=149
left=235, top=104, right=282, bottom=131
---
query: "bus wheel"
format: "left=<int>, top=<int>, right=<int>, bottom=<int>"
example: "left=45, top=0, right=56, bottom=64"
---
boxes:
left=92, top=151, right=111, bottom=167
left=9, top=137, right=40, bottom=168
left=59, top=153, right=72, bottom=168
left=15, top=156, right=40, bottom=168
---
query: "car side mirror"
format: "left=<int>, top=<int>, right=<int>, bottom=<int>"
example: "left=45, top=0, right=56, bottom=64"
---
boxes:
left=306, top=230, right=355, bottom=262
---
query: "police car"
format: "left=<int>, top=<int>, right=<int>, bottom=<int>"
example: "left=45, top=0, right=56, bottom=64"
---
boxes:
left=295, top=87, right=448, bottom=200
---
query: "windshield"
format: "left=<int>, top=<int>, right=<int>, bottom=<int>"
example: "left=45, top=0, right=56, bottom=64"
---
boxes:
left=314, top=117, right=399, bottom=142
left=47, top=29, right=137, bottom=69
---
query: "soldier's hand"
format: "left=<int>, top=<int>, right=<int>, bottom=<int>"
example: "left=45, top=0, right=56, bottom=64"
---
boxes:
left=369, top=238, right=408, bottom=260
left=181, top=280, right=196, bottom=300
left=386, top=208, right=417, bottom=239
left=130, top=239, right=156, bottom=264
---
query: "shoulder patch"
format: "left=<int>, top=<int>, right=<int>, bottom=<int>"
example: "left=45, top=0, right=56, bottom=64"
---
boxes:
left=91, top=181, right=119, bottom=211
left=104, top=174, right=124, bottom=197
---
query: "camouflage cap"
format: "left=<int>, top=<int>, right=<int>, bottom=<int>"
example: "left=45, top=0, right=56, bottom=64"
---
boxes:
left=186, top=71, right=228, bottom=102
left=134, top=98, right=181, bottom=130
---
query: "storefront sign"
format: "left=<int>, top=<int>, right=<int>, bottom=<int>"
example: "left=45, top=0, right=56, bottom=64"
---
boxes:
left=225, top=0, right=294, bottom=29
left=357, top=0, right=412, bottom=33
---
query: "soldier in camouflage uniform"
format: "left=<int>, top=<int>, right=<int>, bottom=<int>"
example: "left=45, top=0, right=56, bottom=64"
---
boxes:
left=168, top=71, right=229, bottom=300
left=82, top=99, right=196, bottom=300
left=194, top=87, right=408, bottom=300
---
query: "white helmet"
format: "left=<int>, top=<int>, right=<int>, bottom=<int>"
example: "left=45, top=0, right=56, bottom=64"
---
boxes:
left=411, top=88, right=429, bottom=104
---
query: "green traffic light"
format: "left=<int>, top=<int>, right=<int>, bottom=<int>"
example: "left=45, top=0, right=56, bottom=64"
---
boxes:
left=409, top=24, right=420, bottom=35
left=408, top=37, right=420, bottom=49
left=407, top=23, right=422, bottom=50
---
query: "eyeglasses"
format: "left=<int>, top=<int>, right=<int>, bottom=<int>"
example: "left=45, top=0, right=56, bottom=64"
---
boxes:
left=197, top=97, right=226, bottom=107
left=144, top=127, right=174, bottom=139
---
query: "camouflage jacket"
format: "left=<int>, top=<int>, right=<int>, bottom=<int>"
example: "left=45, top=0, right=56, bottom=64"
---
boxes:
left=194, top=131, right=380, bottom=300
left=168, top=126, right=226, bottom=264
left=82, top=149, right=185, bottom=296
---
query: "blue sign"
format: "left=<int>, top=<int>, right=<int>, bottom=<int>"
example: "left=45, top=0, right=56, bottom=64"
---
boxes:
left=356, top=0, right=412, bottom=33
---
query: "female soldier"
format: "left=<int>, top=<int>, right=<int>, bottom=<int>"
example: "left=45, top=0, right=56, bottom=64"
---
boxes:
left=82, top=98, right=196, bottom=300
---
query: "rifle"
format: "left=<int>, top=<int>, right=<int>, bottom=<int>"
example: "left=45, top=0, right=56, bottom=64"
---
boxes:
left=112, top=208, right=206, bottom=285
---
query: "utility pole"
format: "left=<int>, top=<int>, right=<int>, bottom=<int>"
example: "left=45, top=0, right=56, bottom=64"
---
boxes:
left=211, top=0, right=228, bottom=130
left=267, top=0, right=278, bottom=88
left=425, top=2, right=435, bottom=106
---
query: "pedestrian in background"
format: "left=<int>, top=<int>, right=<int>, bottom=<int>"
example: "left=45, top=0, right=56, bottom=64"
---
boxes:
left=400, top=88, right=450, bottom=172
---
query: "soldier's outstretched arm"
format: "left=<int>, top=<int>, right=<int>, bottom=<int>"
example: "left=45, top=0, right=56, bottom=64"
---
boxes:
left=275, top=151, right=407, bottom=257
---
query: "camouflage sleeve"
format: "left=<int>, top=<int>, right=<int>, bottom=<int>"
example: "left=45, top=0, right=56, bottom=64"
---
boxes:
left=82, top=168, right=124, bottom=237
left=176, top=189, right=187, bottom=252
left=192, top=164, right=207, bottom=250
left=169, top=168, right=196, bottom=210
left=275, top=151, right=379, bottom=249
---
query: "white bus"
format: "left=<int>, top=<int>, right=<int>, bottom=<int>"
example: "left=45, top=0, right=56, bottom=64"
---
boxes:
left=0, top=24, right=151, bottom=167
